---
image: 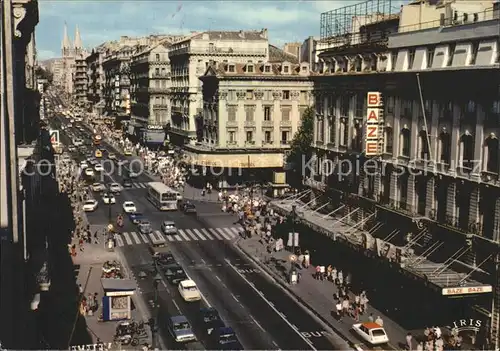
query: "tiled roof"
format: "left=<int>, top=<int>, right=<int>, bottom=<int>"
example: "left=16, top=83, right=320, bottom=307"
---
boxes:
left=205, top=62, right=311, bottom=78
left=269, top=44, right=299, bottom=64
left=191, top=29, right=268, bottom=41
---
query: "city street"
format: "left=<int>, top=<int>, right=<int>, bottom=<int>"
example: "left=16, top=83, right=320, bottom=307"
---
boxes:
left=56, top=117, right=340, bottom=350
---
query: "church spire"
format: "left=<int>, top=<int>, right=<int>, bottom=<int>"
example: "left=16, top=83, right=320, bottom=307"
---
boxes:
left=62, top=22, right=71, bottom=53
left=74, top=25, right=82, bottom=50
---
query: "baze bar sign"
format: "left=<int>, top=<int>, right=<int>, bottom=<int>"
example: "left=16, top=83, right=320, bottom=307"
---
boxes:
left=69, top=343, right=112, bottom=351
left=364, top=92, right=384, bottom=157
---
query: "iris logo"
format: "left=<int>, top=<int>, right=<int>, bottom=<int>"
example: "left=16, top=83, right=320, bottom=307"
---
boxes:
left=452, top=319, right=482, bottom=332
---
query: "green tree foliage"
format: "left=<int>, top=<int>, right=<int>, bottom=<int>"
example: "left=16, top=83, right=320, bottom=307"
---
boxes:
left=287, top=106, right=314, bottom=175
left=35, top=66, right=53, bottom=83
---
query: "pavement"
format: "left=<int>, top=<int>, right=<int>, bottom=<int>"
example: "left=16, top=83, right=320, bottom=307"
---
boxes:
left=236, top=235, right=410, bottom=350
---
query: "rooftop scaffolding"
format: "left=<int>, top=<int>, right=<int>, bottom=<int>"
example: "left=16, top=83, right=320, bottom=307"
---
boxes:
left=319, top=0, right=402, bottom=49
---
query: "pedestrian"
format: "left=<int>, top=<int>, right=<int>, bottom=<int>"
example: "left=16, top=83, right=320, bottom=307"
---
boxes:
left=375, top=315, right=384, bottom=327
left=335, top=300, right=342, bottom=321
left=406, top=332, right=413, bottom=350
left=368, top=312, right=374, bottom=322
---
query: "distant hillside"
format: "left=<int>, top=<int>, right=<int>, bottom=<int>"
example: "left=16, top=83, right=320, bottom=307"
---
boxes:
left=38, top=58, right=60, bottom=68
left=268, top=44, right=299, bottom=64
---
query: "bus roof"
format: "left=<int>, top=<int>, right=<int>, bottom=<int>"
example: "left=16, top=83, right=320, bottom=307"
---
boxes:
left=147, top=182, right=178, bottom=194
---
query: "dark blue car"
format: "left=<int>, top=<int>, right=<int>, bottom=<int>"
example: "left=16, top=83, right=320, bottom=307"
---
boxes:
left=128, top=212, right=144, bottom=224
left=208, top=326, right=242, bottom=350
left=199, top=308, right=225, bottom=335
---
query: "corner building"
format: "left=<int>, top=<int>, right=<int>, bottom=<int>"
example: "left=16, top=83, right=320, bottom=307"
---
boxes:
left=309, top=0, right=500, bottom=345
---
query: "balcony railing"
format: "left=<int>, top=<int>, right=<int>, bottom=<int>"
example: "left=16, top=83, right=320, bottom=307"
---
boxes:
left=153, top=104, right=169, bottom=109
left=244, top=120, right=255, bottom=127
left=226, top=120, right=238, bottom=127
left=262, top=120, right=273, bottom=127
left=148, top=87, right=169, bottom=93
left=169, top=46, right=267, bottom=57
left=280, top=120, right=291, bottom=127
left=152, top=73, right=170, bottom=78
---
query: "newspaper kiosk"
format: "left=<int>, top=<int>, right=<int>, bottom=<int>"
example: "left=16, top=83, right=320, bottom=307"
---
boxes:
left=101, top=278, right=136, bottom=321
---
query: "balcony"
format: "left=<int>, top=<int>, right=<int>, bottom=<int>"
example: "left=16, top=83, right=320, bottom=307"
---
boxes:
left=245, top=141, right=256, bottom=146
left=152, top=73, right=170, bottom=78
left=262, top=120, right=274, bottom=127
left=280, top=120, right=291, bottom=127
left=244, top=120, right=255, bottom=127
left=226, top=141, right=237, bottom=147
left=226, top=120, right=238, bottom=127
left=153, top=104, right=169, bottom=109
left=169, top=46, right=268, bottom=57
left=148, top=87, right=169, bottom=93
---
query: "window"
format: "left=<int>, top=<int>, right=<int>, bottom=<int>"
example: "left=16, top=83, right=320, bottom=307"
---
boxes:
left=408, top=49, right=416, bottom=69
left=228, top=65, right=235, bottom=73
left=208, top=43, right=215, bottom=52
left=384, top=127, right=393, bottom=154
left=283, top=65, right=289, bottom=73
left=246, top=131, right=253, bottom=142
left=246, top=90, right=253, bottom=100
left=355, top=93, right=365, bottom=117
left=329, top=118, right=336, bottom=143
left=470, top=41, right=479, bottom=65
left=418, top=130, right=430, bottom=159
left=340, top=95, right=349, bottom=116
left=400, top=129, right=411, bottom=157
left=391, top=51, right=397, bottom=71
left=386, top=96, right=395, bottom=114
left=447, top=44, right=456, bottom=66
left=486, top=137, right=499, bottom=172
left=228, top=106, right=236, bottom=121
left=245, top=108, right=254, bottom=121
left=400, top=99, right=412, bottom=118
left=155, top=68, right=160, bottom=75
left=264, top=131, right=272, bottom=143
left=228, top=131, right=235, bottom=142
left=439, top=132, right=451, bottom=164
left=247, top=65, right=254, bottom=73
left=461, top=134, right=474, bottom=169
left=281, top=108, right=290, bottom=121
left=283, top=90, right=290, bottom=100
left=327, top=95, right=336, bottom=116
left=155, top=54, right=160, bottom=61
left=264, top=65, right=271, bottom=73
left=161, top=68, right=166, bottom=75
left=281, top=131, right=289, bottom=144
left=301, top=66, right=307, bottom=72
left=264, top=106, right=271, bottom=121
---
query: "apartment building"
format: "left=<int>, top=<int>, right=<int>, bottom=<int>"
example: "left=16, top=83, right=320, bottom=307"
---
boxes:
left=186, top=61, right=313, bottom=184
left=309, top=0, right=500, bottom=344
left=130, top=42, right=171, bottom=128
left=73, top=51, right=88, bottom=106
left=86, top=49, right=105, bottom=113
left=102, top=46, right=135, bottom=115
left=168, top=29, right=269, bottom=145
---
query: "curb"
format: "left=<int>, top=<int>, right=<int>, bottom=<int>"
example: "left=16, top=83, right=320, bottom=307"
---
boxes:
left=234, top=240, right=359, bottom=351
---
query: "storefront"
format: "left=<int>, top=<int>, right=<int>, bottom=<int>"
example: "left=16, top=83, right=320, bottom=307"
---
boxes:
left=101, top=279, right=136, bottom=321
left=143, top=125, right=165, bottom=146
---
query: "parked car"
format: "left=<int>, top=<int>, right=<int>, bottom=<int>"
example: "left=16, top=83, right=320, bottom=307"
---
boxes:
left=82, top=199, right=98, bottom=212
left=161, top=220, right=178, bottom=235
left=178, top=279, right=201, bottom=302
left=352, top=322, right=389, bottom=346
left=122, top=201, right=137, bottom=213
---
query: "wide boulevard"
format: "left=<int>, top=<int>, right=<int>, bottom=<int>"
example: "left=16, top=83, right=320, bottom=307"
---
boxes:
left=53, top=113, right=339, bottom=350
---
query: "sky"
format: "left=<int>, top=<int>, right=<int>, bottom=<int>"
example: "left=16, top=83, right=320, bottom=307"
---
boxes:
left=35, top=0, right=403, bottom=60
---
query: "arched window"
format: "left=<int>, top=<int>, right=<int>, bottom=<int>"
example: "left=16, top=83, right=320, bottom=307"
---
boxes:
left=400, top=128, right=411, bottom=157
left=418, top=130, right=430, bottom=159
left=384, top=127, right=393, bottom=154
left=485, top=136, right=499, bottom=172
left=438, top=132, right=451, bottom=164
left=460, top=134, right=474, bottom=169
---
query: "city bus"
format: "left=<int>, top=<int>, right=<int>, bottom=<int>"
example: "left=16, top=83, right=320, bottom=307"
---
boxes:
left=93, top=134, right=102, bottom=146
left=146, top=182, right=180, bottom=211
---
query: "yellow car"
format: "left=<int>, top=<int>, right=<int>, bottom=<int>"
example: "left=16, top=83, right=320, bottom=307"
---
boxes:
left=95, top=149, right=102, bottom=158
left=124, top=149, right=132, bottom=156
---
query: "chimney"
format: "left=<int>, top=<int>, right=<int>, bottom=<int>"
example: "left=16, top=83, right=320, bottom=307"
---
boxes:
left=260, top=28, right=268, bottom=39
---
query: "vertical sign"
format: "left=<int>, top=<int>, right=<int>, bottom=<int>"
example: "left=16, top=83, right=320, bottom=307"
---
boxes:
left=365, top=92, right=384, bottom=156
left=49, top=130, right=60, bottom=146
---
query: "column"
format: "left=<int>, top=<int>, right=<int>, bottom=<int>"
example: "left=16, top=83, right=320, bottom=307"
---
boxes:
left=492, top=198, right=500, bottom=242
left=473, top=104, right=485, bottom=180
left=410, top=101, right=419, bottom=160
left=393, top=97, right=401, bottom=159
left=390, top=172, right=398, bottom=203
left=348, top=95, right=354, bottom=149
left=450, top=103, right=461, bottom=174
left=468, top=186, right=480, bottom=231
left=407, top=174, right=416, bottom=212
left=446, top=182, right=457, bottom=220
left=425, top=177, right=436, bottom=217
left=334, top=97, right=341, bottom=150
left=358, top=166, right=365, bottom=196
left=374, top=170, right=382, bottom=200
left=430, top=102, right=439, bottom=163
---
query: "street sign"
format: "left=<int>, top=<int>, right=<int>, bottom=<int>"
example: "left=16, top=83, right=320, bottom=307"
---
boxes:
left=49, top=130, right=60, bottom=146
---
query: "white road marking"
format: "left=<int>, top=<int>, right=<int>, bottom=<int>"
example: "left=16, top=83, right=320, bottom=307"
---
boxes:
left=132, top=182, right=141, bottom=188
left=217, top=228, right=231, bottom=240
left=250, top=315, right=265, bottom=332
left=166, top=235, right=174, bottom=242
left=178, top=229, right=191, bottom=241
left=224, top=258, right=317, bottom=350
left=201, top=228, right=214, bottom=240
left=116, top=236, right=124, bottom=247
left=122, top=232, right=133, bottom=245
left=215, top=275, right=222, bottom=282
left=209, top=228, right=223, bottom=240
left=172, top=299, right=181, bottom=313
left=193, top=228, right=206, bottom=240
left=174, top=234, right=182, bottom=241
left=139, top=183, right=147, bottom=188
left=140, top=233, right=149, bottom=243
left=223, top=227, right=237, bottom=239
left=130, top=232, right=141, bottom=244
left=184, top=229, right=198, bottom=240
left=230, top=293, right=239, bottom=302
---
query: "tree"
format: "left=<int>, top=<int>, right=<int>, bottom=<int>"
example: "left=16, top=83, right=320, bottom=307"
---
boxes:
left=35, top=66, right=53, bottom=83
left=286, top=106, right=315, bottom=183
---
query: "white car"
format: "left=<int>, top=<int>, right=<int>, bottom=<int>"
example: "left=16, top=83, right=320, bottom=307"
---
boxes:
left=109, top=183, right=122, bottom=193
left=102, top=193, right=116, bottom=204
left=90, top=183, right=105, bottom=192
left=178, top=279, right=201, bottom=302
left=94, top=164, right=104, bottom=172
left=80, top=161, right=88, bottom=169
left=84, top=168, right=95, bottom=177
left=122, top=201, right=137, bottom=213
left=129, top=171, right=139, bottom=178
left=352, top=322, right=389, bottom=346
left=82, top=199, right=98, bottom=212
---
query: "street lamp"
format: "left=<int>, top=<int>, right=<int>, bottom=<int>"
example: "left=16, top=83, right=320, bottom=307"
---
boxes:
left=289, top=204, right=298, bottom=282
left=151, top=272, right=162, bottom=350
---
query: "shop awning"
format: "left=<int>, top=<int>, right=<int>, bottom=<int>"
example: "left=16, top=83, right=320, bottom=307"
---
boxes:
left=101, top=278, right=136, bottom=292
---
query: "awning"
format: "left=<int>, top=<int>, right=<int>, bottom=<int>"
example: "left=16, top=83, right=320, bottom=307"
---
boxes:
left=101, top=278, right=136, bottom=292
left=184, top=151, right=284, bottom=168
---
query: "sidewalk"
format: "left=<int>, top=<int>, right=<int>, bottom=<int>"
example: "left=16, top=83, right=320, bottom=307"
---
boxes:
left=235, top=236, right=410, bottom=350
left=72, top=241, right=151, bottom=348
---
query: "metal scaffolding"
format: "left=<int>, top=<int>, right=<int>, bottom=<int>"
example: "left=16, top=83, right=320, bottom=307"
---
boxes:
left=319, top=0, right=401, bottom=42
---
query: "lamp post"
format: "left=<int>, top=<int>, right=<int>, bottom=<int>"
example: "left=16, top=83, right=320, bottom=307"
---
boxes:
left=151, top=272, right=162, bottom=350
left=289, top=204, right=298, bottom=280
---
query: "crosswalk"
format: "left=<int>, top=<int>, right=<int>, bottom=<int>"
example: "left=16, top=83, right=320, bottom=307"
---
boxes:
left=115, top=227, right=241, bottom=247
left=126, top=182, right=148, bottom=189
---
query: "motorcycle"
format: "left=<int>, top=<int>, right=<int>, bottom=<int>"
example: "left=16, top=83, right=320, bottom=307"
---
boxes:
left=116, top=216, right=124, bottom=228
left=113, top=334, right=139, bottom=346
